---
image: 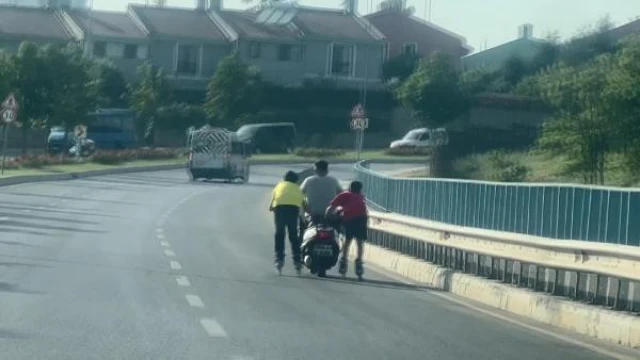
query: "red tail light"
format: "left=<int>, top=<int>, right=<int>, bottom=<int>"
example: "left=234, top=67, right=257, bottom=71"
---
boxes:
left=317, top=230, right=332, bottom=240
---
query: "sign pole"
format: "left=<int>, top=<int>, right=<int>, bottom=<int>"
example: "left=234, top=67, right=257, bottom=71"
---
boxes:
left=1, top=124, right=9, bottom=176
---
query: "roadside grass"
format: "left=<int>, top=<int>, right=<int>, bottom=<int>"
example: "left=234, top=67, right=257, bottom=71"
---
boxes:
left=401, top=150, right=640, bottom=188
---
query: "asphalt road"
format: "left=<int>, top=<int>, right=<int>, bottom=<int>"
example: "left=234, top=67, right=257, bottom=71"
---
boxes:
left=0, top=164, right=635, bottom=360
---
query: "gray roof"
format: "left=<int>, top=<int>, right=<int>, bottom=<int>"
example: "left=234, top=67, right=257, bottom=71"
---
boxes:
left=0, top=5, right=72, bottom=40
left=217, top=10, right=298, bottom=41
left=293, top=8, right=378, bottom=42
left=68, top=10, right=146, bottom=40
left=129, top=5, right=226, bottom=41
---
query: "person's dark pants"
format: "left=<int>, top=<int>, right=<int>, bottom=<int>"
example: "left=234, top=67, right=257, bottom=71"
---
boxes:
left=274, top=205, right=301, bottom=265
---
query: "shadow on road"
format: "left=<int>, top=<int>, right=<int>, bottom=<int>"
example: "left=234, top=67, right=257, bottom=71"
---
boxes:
left=0, top=192, right=139, bottom=206
left=0, top=282, right=44, bottom=295
left=0, top=203, right=117, bottom=218
left=0, top=212, right=99, bottom=226
left=0, top=227, right=58, bottom=237
left=287, top=273, right=437, bottom=292
left=0, top=261, right=52, bottom=269
left=0, top=240, right=41, bottom=247
left=1, top=220, right=106, bottom=234
left=0, top=329, right=30, bottom=340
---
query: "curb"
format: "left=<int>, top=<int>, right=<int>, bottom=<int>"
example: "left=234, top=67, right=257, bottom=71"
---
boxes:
left=351, top=244, right=640, bottom=349
left=0, top=158, right=422, bottom=188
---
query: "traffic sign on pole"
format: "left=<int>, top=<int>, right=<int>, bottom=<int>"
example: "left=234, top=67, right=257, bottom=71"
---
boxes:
left=350, top=118, right=369, bottom=131
left=1, top=109, right=15, bottom=123
left=74, top=125, right=87, bottom=139
left=1, top=93, right=18, bottom=111
left=351, top=103, right=366, bottom=119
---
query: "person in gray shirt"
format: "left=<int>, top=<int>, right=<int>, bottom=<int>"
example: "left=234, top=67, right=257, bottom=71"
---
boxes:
left=300, top=160, right=343, bottom=224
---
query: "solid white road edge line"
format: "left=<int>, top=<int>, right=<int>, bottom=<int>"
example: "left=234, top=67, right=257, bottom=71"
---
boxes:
left=200, top=318, right=228, bottom=338
left=365, top=263, right=637, bottom=360
left=186, top=294, right=205, bottom=308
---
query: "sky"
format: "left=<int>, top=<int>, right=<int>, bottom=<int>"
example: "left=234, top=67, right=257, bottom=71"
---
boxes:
left=90, top=0, right=640, bottom=54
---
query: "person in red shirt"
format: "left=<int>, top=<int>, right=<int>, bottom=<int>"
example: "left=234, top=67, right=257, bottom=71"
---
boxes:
left=326, top=180, right=368, bottom=279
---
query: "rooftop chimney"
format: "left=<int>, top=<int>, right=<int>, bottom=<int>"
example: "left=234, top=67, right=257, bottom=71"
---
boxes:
left=518, top=23, right=533, bottom=39
left=345, top=0, right=357, bottom=14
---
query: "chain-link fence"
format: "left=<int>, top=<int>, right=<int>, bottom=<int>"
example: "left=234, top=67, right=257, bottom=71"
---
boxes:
left=354, top=161, right=640, bottom=246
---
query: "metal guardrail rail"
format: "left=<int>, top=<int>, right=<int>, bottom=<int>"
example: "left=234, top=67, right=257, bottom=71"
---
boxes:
left=354, top=160, right=640, bottom=246
left=367, top=210, right=640, bottom=314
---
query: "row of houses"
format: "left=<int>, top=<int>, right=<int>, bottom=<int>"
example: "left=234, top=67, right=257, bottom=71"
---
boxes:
left=0, top=0, right=471, bottom=92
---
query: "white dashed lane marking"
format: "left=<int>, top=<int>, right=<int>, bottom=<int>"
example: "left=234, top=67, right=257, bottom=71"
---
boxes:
left=158, top=233, right=166, bottom=240
left=164, top=249, right=176, bottom=257
left=176, top=276, right=191, bottom=287
left=185, top=294, right=205, bottom=308
left=200, top=318, right=228, bottom=338
left=170, top=261, right=182, bottom=270
left=160, top=241, right=170, bottom=247
left=156, top=228, right=164, bottom=234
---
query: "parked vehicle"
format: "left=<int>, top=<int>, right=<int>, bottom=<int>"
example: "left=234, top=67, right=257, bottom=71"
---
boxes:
left=236, top=123, right=296, bottom=154
left=46, top=108, right=137, bottom=155
left=187, top=126, right=251, bottom=183
left=389, top=128, right=449, bottom=149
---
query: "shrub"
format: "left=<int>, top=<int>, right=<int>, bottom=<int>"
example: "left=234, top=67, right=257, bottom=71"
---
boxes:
left=18, top=154, right=72, bottom=169
left=485, top=150, right=529, bottom=182
left=2, top=158, right=22, bottom=170
left=383, top=147, right=432, bottom=156
left=136, top=147, right=180, bottom=160
left=294, top=147, right=346, bottom=158
left=91, top=150, right=136, bottom=165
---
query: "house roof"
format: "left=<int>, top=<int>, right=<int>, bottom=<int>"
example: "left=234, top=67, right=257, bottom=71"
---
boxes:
left=608, top=18, right=640, bottom=42
left=366, top=10, right=472, bottom=52
left=293, top=7, right=383, bottom=42
left=462, top=37, right=544, bottom=70
left=128, top=5, right=227, bottom=41
left=217, top=10, right=299, bottom=41
left=67, top=10, right=146, bottom=40
left=0, top=5, right=72, bottom=40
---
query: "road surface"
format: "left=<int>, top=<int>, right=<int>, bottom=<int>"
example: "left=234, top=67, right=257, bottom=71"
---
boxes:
left=0, top=164, right=635, bottom=360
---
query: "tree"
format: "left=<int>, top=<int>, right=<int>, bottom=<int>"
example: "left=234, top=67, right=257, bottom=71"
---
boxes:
left=42, top=44, right=99, bottom=139
left=604, top=35, right=640, bottom=173
left=381, top=53, right=421, bottom=83
left=535, top=56, right=615, bottom=184
left=129, top=62, right=173, bottom=145
left=204, top=54, right=264, bottom=128
left=156, top=103, right=208, bottom=132
left=89, top=60, right=129, bottom=108
left=502, top=56, right=529, bottom=86
left=9, top=42, right=53, bottom=154
left=377, top=0, right=415, bottom=15
left=396, top=52, right=469, bottom=177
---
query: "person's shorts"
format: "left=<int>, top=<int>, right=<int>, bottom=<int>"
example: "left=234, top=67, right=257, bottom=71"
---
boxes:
left=343, top=216, right=368, bottom=241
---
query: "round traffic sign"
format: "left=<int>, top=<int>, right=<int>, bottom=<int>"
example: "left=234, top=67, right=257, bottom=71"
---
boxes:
left=350, top=118, right=368, bottom=131
left=2, top=109, right=15, bottom=123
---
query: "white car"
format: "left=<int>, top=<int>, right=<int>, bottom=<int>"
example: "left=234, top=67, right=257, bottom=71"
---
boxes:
left=389, top=128, right=449, bottom=149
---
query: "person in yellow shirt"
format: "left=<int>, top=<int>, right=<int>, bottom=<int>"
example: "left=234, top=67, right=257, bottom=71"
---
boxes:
left=269, top=170, right=304, bottom=274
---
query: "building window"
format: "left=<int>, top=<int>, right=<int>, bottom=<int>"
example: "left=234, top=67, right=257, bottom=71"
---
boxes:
left=248, top=42, right=261, bottom=59
left=124, top=44, right=137, bottom=59
left=176, top=44, right=198, bottom=76
left=277, top=44, right=292, bottom=61
left=401, top=43, right=418, bottom=56
left=93, top=41, right=106, bottom=57
left=137, top=45, right=148, bottom=59
left=329, top=43, right=355, bottom=77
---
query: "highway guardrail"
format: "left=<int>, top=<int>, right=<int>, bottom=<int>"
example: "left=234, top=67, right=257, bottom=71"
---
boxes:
left=354, top=160, right=640, bottom=246
left=367, top=209, right=640, bottom=314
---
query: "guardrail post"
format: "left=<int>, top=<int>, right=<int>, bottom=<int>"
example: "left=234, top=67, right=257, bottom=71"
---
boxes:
left=502, top=260, right=508, bottom=282
left=573, top=272, right=581, bottom=300
left=552, top=269, right=562, bottom=296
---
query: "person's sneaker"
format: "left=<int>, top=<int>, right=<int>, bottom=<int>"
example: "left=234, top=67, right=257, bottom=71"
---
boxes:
left=338, top=257, right=348, bottom=275
left=294, top=262, right=302, bottom=276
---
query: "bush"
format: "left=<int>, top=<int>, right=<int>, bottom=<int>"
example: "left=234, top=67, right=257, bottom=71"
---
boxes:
left=485, top=150, right=529, bottom=182
left=383, top=147, right=432, bottom=156
left=17, top=154, right=72, bottom=169
left=294, top=148, right=346, bottom=158
left=91, top=150, right=137, bottom=165
left=136, top=147, right=180, bottom=160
